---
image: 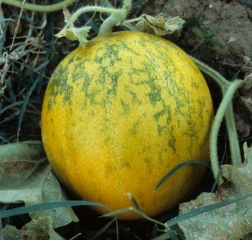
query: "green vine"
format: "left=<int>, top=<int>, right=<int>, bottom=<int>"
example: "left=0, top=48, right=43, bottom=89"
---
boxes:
left=2, top=0, right=77, bottom=12
left=191, top=57, right=243, bottom=184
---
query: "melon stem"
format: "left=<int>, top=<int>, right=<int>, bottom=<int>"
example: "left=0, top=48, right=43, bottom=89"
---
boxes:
left=191, top=56, right=244, bottom=185
left=98, top=0, right=132, bottom=37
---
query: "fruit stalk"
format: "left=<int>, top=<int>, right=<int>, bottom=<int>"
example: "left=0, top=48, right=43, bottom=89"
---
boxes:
left=98, top=0, right=132, bottom=37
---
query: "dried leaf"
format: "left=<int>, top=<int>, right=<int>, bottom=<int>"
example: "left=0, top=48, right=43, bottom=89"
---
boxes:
left=55, top=26, right=91, bottom=48
left=235, top=114, right=250, bottom=138
left=243, top=142, right=252, bottom=163
left=22, top=217, right=64, bottom=240
left=178, top=142, right=252, bottom=239
left=3, top=218, right=64, bottom=240
left=235, top=73, right=252, bottom=137
left=136, top=14, right=185, bottom=36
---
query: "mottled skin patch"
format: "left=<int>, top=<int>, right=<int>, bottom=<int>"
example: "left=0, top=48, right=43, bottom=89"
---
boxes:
left=41, top=31, right=213, bottom=220
left=46, top=64, right=74, bottom=110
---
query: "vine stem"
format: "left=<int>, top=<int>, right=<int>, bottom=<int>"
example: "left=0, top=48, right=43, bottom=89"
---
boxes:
left=190, top=56, right=230, bottom=89
left=225, top=101, right=242, bottom=167
left=191, top=56, right=244, bottom=184
left=2, top=0, right=77, bottom=12
left=64, top=0, right=132, bottom=37
left=209, top=80, right=243, bottom=184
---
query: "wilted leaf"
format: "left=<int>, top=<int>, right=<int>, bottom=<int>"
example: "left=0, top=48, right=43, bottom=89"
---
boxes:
left=55, top=26, right=91, bottom=48
left=136, top=13, right=185, bottom=36
left=0, top=141, right=49, bottom=196
left=3, top=225, right=25, bottom=240
left=3, top=217, right=64, bottom=240
left=243, top=142, right=252, bottom=163
left=22, top=217, right=64, bottom=240
left=235, top=73, right=252, bottom=137
left=55, top=7, right=91, bottom=48
left=29, top=171, right=79, bottom=229
left=0, top=141, right=78, bottom=228
left=239, top=73, right=252, bottom=112
left=178, top=143, right=252, bottom=239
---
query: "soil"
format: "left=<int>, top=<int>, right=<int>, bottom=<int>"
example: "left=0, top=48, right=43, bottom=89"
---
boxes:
left=143, top=0, right=252, bottom=67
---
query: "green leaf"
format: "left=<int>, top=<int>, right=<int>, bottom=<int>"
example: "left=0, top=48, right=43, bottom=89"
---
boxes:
left=0, top=141, right=78, bottom=228
left=178, top=143, right=252, bottom=239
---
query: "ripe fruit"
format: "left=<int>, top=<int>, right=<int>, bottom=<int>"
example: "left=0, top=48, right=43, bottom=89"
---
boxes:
left=41, top=31, right=213, bottom=219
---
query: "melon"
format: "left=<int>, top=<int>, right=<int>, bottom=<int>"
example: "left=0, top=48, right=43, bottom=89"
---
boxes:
left=41, top=31, right=213, bottom=219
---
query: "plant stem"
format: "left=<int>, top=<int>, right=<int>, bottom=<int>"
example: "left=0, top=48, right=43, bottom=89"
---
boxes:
left=68, top=6, right=123, bottom=27
left=209, top=80, right=243, bottom=184
left=190, top=56, right=229, bottom=89
left=225, top=100, right=242, bottom=167
left=98, top=13, right=120, bottom=37
left=98, top=0, right=132, bottom=37
left=191, top=56, right=244, bottom=184
left=2, top=0, right=77, bottom=12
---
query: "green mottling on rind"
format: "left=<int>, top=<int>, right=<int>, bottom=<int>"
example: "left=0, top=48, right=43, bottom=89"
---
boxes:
left=130, top=119, right=141, bottom=135
left=46, top=64, right=74, bottom=110
left=154, top=103, right=172, bottom=137
left=45, top=32, right=209, bottom=158
left=157, top=125, right=166, bottom=137
left=148, top=78, right=162, bottom=106
left=191, top=77, right=200, bottom=90
left=128, top=90, right=142, bottom=104
left=94, top=40, right=137, bottom=66
left=105, top=71, right=121, bottom=98
left=154, top=109, right=166, bottom=122
left=120, top=99, right=130, bottom=115
left=157, top=152, right=163, bottom=166
left=167, top=126, right=176, bottom=153
left=144, top=157, right=153, bottom=175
